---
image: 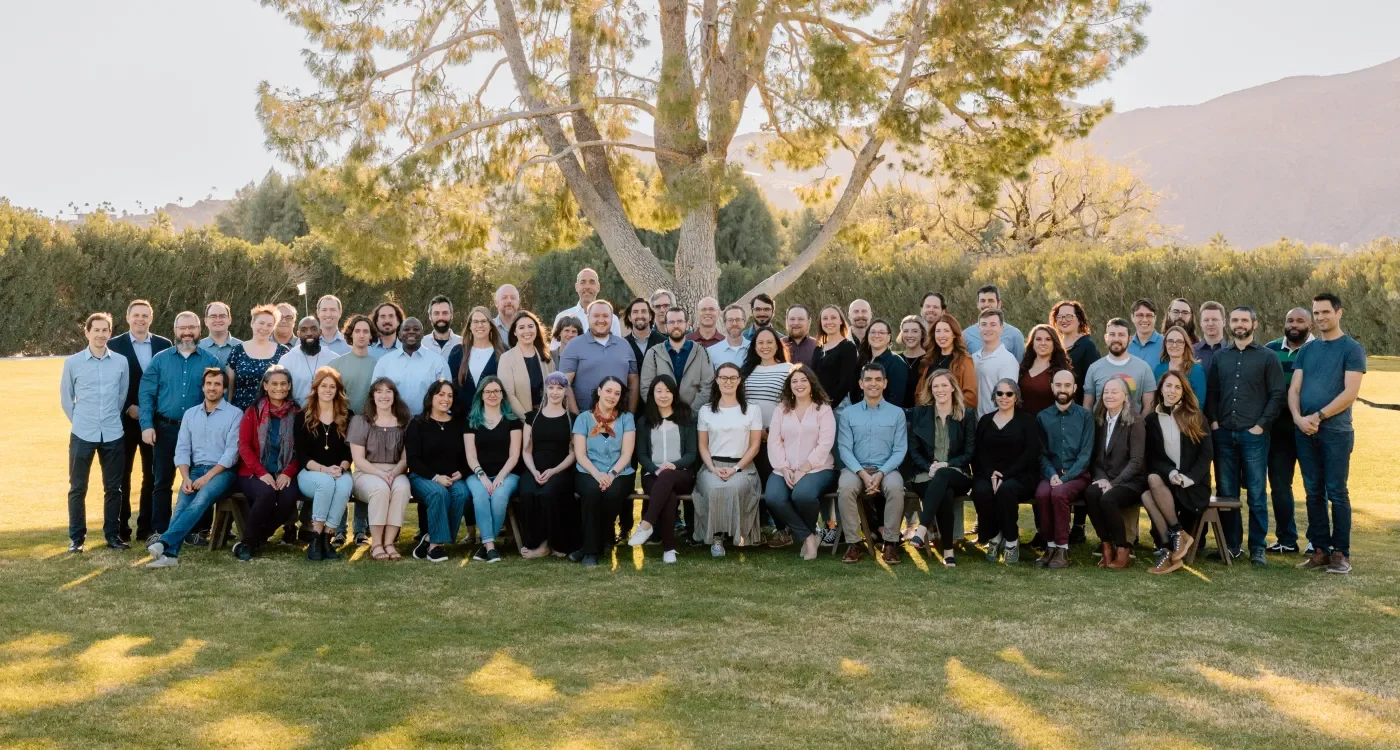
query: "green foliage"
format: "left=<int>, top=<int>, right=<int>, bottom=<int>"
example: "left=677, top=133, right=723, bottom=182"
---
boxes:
left=214, top=171, right=309, bottom=245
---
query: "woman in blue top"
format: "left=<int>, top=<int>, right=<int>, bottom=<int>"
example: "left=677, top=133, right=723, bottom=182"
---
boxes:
left=571, top=375, right=636, bottom=567
left=226, top=304, right=289, bottom=410
left=1154, top=326, right=1207, bottom=405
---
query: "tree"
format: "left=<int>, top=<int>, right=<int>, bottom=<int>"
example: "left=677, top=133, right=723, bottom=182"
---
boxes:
left=258, top=0, right=1147, bottom=309
left=215, top=170, right=309, bottom=245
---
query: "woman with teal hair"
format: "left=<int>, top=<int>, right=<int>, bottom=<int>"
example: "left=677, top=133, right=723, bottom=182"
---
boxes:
left=464, top=375, right=523, bottom=563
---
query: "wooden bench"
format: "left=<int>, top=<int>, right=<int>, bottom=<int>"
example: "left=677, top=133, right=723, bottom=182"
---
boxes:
left=1184, top=496, right=1242, bottom=566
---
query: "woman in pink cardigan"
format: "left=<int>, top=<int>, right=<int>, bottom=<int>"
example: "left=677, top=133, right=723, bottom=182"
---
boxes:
left=764, top=364, right=838, bottom=560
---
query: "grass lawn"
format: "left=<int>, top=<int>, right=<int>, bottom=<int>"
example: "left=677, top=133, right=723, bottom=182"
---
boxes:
left=3, top=356, right=1400, bottom=749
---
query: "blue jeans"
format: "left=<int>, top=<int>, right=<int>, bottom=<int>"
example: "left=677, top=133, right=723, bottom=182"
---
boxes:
left=1296, top=428, right=1354, bottom=557
left=159, top=465, right=235, bottom=557
left=1214, top=428, right=1270, bottom=554
left=1267, top=428, right=1299, bottom=547
left=297, top=470, right=354, bottom=527
left=763, top=469, right=835, bottom=542
left=409, top=474, right=472, bottom=544
left=467, top=473, right=520, bottom=543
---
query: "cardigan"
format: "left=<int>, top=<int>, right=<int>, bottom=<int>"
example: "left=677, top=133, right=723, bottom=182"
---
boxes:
left=970, top=409, right=1041, bottom=485
left=905, top=406, right=977, bottom=477
left=497, top=346, right=556, bottom=417
left=635, top=415, right=699, bottom=474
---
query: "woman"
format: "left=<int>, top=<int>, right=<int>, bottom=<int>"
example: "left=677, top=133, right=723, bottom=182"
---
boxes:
left=739, top=327, right=793, bottom=428
left=853, top=320, right=908, bottom=407
left=294, top=367, right=353, bottom=562
left=763, top=365, right=836, bottom=560
left=1019, top=324, right=1071, bottom=416
left=811, top=305, right=859, bottom=411
left=628, top=375, right=699, bottom=563
left=571, top=376, right=636, bottom=566
left=405, top=380, right=470, bottom=563
left=1154, top=325, right=1207, bottom=404
left=448, top=306, right=505, bottom=417
left=465, top=375, right=522, bottom=563
left=970, top=378, right=1040, bottom=564
left=552, top=315, right=584, bottom=353
left=518, top=372, right=577, bottom=558
left=227, top=304, right=290, bottom=410
left=899, top=315, right=928, bottom=409
left=498, top=310, right=555, bottom=416
left=1082, top=377, right=1147, bottom=570
left=1051, top=300, right=1100, bottom=401
left=919, top=314, right=977, bottom=411
left=1143, top=371, right=1213, bottom=574
left=906, top=369, right=977, bottom=567
left=694, top=363, right=765, bottom=556
left=232, top=366, right=301, bottom=561
left=349, top=377, right=413, bottom=561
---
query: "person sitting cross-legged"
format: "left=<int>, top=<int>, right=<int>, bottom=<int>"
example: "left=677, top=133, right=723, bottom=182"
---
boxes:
left=835, top=363, right=908, bottom=565
left=1142, top=371, right=1213, bottom=574
left=970, top=378, right=1040, bottom=564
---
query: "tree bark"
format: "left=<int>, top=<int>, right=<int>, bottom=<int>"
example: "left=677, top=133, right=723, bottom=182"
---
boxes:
left=673, top=206, right=720, bottom=311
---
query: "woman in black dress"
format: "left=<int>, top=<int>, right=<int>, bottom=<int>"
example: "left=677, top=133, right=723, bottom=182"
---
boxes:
left=517, top=371, right=577, bottom=558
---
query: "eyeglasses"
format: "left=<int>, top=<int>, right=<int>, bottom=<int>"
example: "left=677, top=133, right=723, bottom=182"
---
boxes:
left=482, top=389, right=503, bottom=396
left=1055, top=313, right=1077, bottom=322
left=717, top=376, right=741, bottom=383
left=995, top=390, right=1016, bottom=397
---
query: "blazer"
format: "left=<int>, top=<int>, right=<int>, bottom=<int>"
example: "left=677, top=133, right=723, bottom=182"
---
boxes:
left=905, top=406, right=976, bottom=477
left=635, top=415, right=698, bottom=475
left=1144, top=412, right=1214, bottom=512
left=1091, top=411, right=1147, bottom=493
left=497, top=346, right=556, bottom=417
left=447, top=346, right=500, bottom=419
left=108, top=331, right=172, bottom=414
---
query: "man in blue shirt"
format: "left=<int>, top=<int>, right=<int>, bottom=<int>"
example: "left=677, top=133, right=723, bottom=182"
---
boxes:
left=60, top=313, right=129, bottom=552
left=145, top=368, right=244, bottom=568
left=706, top=305, right=750, bottom=370
left=316, top=294, right=352, bottom=355
left=961, top=285, right=1025, bottom=361
left=562, top=301, right=640, bottom=413
left=836, top=363, right=908, bottom=565
left=138, top=311, right=222, bottom=542
left=1127, top=298, right=1164, bottom=365
left=198, top=301, right=242, bottom=365
left=1288, top=293, right=1366, bottom=575
left=1034, top=370, right=1094, bottom=567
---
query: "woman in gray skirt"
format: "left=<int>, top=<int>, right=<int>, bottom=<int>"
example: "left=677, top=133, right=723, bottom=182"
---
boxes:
left=694, top=362, right=764, bottom=556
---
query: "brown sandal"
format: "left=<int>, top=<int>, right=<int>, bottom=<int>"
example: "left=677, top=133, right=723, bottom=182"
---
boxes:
left=384, top=544, right=402, bottom=560
left=370, top=545, right=389, bottom=560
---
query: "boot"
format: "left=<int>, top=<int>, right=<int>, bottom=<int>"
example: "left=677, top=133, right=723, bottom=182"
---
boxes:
left=322, top=531, right=340, bottom=560
left=1097, top=542, right=1112, bottom=568
left=307, top=532, right=324, bottom=561
left=1048, top=547, right=1070, bottom=569
left=1108, top=545, right=1132, bottom=569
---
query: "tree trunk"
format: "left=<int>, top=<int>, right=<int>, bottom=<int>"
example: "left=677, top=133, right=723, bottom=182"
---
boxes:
left=673, top=205, right=720, bottom=310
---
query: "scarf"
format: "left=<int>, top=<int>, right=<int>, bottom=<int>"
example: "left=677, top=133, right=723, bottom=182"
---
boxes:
left=252, top=397, right=299, bottom=475
left=589, top=406, right=618, bottom=439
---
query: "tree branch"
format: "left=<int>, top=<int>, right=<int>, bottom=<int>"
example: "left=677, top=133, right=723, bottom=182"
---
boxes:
left=371, top=28, right=502, bottom=84
left=416, top=103, right=588, bottom=155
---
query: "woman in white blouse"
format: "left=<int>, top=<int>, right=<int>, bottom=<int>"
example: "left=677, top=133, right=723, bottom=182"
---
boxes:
left=694, top=362, right=764, bottom=557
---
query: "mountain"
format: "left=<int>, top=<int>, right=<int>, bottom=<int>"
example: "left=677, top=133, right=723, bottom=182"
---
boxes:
left=71, top=200, right=231, bottom=232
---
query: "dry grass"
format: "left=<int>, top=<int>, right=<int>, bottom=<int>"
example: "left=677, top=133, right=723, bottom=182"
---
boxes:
left=3, top=356, right=1400, bottom=748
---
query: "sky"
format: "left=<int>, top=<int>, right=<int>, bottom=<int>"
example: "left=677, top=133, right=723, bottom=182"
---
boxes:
left=2, top=0, right=1398, bottom=218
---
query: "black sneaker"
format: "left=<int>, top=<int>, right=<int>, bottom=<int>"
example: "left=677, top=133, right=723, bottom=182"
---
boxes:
left=232, top=541, right=253, bottom=562
left=354, top=533, right=371, bottom=547
left=1067, top=525, right=1086, bottom=545
left=332, top=531, right=347, bottom=548
left=426, top=546, right=449, bottom=563
left=582, top=554, right=599, bottom=567
left=485, top=548, right=502, bottom=563
left=68, top=539, right=84, bottom=553
left=299, top=528, right=317, bottom=544
left=185, top=532, right=209, bottom=548
left=413, top=535, right=431, bottom=560
left=567, top=549, right=586, bottom=562
left=1266, top=542, right=1299, bottom=554
left=280, top=527, right=298, bottom=546
left=472, top=546, right=490, bottom=562
left=105, top=538, right=130, bottom=550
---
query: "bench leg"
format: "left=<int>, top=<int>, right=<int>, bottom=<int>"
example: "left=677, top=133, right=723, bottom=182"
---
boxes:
left=210, top=507, right=230, bottom=551
left=1212, top=516, right=1231, bottom=566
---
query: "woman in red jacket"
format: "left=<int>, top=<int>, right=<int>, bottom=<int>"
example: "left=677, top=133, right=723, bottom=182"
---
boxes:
left=233, top=365, right=301, bottom=562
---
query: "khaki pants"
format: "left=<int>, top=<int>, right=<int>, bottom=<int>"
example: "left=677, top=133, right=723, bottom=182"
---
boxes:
left=837, top=468, right=905, bottom=543
left=353, top=463, right=411, bottom=527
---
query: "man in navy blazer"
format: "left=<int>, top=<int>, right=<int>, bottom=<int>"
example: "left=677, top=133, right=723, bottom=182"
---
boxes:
left=107, top=299, right=171, bottom=543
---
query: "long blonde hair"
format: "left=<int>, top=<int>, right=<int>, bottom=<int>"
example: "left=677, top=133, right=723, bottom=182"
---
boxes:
left=918, top=368, right=966, bottom=420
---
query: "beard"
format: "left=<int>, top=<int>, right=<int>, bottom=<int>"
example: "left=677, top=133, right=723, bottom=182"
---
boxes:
left=1284, top=327, right=1309, bottom=344
left=1107, top=342, right=1126, bottom=357
left=1231, top=327, right=1252, bottom=340
left=432, top=320, right=451, bottom=333
left=1054, top=392, right=1074, bottom=405
left=300, top=338, right=322, bottom=355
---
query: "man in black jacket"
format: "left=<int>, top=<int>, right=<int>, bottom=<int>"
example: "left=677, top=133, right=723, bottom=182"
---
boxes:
left=107, top=299, right=172, bottom=543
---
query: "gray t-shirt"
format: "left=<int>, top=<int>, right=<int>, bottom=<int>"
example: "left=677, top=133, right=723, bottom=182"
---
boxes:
left=1084, top=354, right=1157, bottom=410
left=330, top=351, right=378, bottom=415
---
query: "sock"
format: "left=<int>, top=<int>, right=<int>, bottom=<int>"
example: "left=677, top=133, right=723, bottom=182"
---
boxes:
left=1168, top=522, right=1182, bottom=534
left=1005, top=539, right=1019, bottom=549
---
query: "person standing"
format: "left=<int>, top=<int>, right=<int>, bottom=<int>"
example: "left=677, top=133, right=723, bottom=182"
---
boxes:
left=571, top=376, right=637, bottom=566
left=1082, top=318, right=1157, bottom=413
left=497, top=310, right=555, bottom=416
left=1163, top=298, right=1197, bottom=342
left=970, top=310, right=1019, bottom=417
left=315, top=295, right=351, bottom=354
left=368, top=301, right=405, bottom=358
left=847, top=299, right=873, bottom=346
left=687, top=296, right=724, bottom=348
left=405, top=380, right=470, bottom=563
left=1142, top=370, right=1213, bottom=574
left=328, top=315, right=377, bottom=546
left=1127, top=299, right=1164, bottom=365
left=628, top=375, right=700, bottom=563
left=226, top=305, right=289, bottom=410
left=641, top=307, right=715, bottom=413
left=493, top=284, right=522, bottom=342
left=854, top=320, right=908, bottom=408
left=199, top=301, right=242, bottom=365
left=622, top=297, right=665, bottom=365
left=1034, top=370, right=1093, bottom=568
left=272, top=302, right=299, bottom=348
left=920, top=292, right=947, bottom=330
left=812, top=305, right=859, bottom=411
left=835, top=363, right=908, bottom=565
left=1018, top=324, right=1070, bottom=417
left=1194, top=301, right=1227, bottom=373
left=1289, top=293, right=1365, bottom=575
left=446, top=306, right=504, bottom=416
left=293, top=368, right=354, bottom=561
left=764, top=366, right=837, bottom=561
left=649, top=289, right=675, bottom=325
left=1051, top=300, right=1100, bottom=402
left=783, top=304, right=817, bottom=367
left=921, top=313, right=977, bottom=411
left=373, top=318, right=452, bottom=416
left=560, top=300, right=640, bottom=413
left=707, top=305, right=750, bottom=370
left=1204, top=306, right=1286, bottom=566
left=61, top=312, right=129, bottom=552
left=1154, top=326, right=1206, bottom=404
left=898, top=315, right=928, bottom=409
left=905, top=368, right=976, bottom=567
left=424, top=295, right=463, bottom=358
left=1081, top=378, right=1147, bottom=570
left=694, top=364, right=765, bottom=556
left=231, top=366, right=301, bottom=562
left=553, top=267, right=622, bottom=338
left=280, top=316, right=341, bottom=407
left=1263, top=307, right=1314, bottom=554
left=961, top=285, right=1025, bottom=361
left=743, top=294, right=782, bottom=339
left=970, top=379, right=1040, bottom=564
left=109, top=299, right=172, bottom=543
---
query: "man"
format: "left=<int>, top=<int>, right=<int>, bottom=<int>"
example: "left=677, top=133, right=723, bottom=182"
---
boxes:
left=316, top=295, right=350, bottom=354
left=1263, top=307, right=1314, bottom=554
left=961, top=285, right=1025, bottom=361
left=687, top=296, right=724, bottom=348
left=560, top=300, right=639, bottom=413
left=1289, top=293, right=1365, bottom=575
left=280, top=316, right=341, bottom=407
left=782, top=304, right=816, bottom=367
left=1163, top=297, right=1197, bottom=341
left=198, top=301, right=242, bottom=365
left=273, top=302, right=299, bottom=347
left=623, top=297, right=665, bottom=365
left=424, top=295, right=463, bottom=358
left=1194, top=301, right=1227, bottom=373
left=371, top=318, right=451, bottom=415
left=707, top=305, right=750, bottom=369
left=108, top=299, right=171, bottom=543
left=368, top=301, right=405, bottom=358
left=743, top=293, right=782, bottom=339
left=847, top=299, right=873, bottom=345
left=329, top=315, right=376, bottom=544
left=649, top=289, right=675, bottom=324
left=553, top=268, right=622, bottom=337
left=137, top=311, right=222, bottom=543
left=835, top=363, right=908, bottom=565
left=1082, top=318, right=1156, bottom=412
left=970, top=310, right=1020, bottom=417
left=919, top=292, right=946, bottom=329
left=1034, top=370, right=1094, bottom=568
left=493, top=284, right=522, bottom=341
left=1127, top=299, right=1163, bottom=365
left=61, top=313, right=129, bottom=552
left=144, top=368, right=243, bottom=568
left=641, top=308, right=715, bottom=412
left=1205, top=306, right=1286, bottom=566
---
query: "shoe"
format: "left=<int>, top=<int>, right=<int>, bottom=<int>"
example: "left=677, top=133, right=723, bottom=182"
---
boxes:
left=332, top=531, right=347, bottom=548
left=985, top=537, right=1002, bottom=563
left=106, top=539, right=130, bottom=551
left=280, top=527, right=298, bottom=546
left=232, top=541, right=252, bottom=562
left=627, top=525, right=653, bottom=546
left=412, top=535, right=431, bottom=560
left=485, top=548, right=501, bottom=563
left=145, top=532, right=162, bottom=547
left=1034, top=548, right=1051, bottom=568
left=711, top=541, right=726, bottom=558
left=321, top=532, right=340, bottom=561
left=307, top=533, right=325, bottom=561
left=1106, top=546, right=1132, bottom=569
left=768, top=530, right=794, bottom=548
left=1028, top=533, right=1048, bottom=552
left=1003, top=543, right=1020, bottom=565
left=354, top=533, right=371, bottom=547
left=1068, top=525, right=1086, bottom=545
left=801, top=534, right=820, bottom=560
left=1047, top=548, right=1069, bottom=570
left=942, top=552, right=957, bottom=568
left=1324, top=554, right=1351, bottom=574
left=909, top=525, right=928, bottom=550
left=185, top=532, right=208, bottom=548
left=1097, top=542, right=1111, bottom=568
left=1250, top=550, right=1267, bottom=567
left=882, top=542, right=901, bottom=565
left=820, top=526, right=839, bottom=545
left=1170, top=530, right=1194, bottom=562
left=1297, top=550, right=1331, bottom=570
left=426, top=546, right=449, bottom=563
left=145, top=554, right=179, bottom=568
left=1266, top=542, right=1299, bottom=554
left=147, top=539, right=166, bottom=559
left=1150, top=548, right=1181, bottom=575
left=68, top=540, right=84, bottom=554
left=582, top=554, right=599, bottom=567
left=567, top=549, right=586, bottom=563
left=663, top=550, right=678, bottom=564
left=472, top=546, right=490, bottom=562
left=118, top=529, right=132, bottom=544
left=299, top=528, right=317, bottom=544
left=842, top=542, right=866, bottom=563
left=1229, top=548, right=1244, bottom=561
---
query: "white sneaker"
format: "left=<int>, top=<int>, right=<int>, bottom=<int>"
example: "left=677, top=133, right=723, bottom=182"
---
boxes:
left=663, top=550, right=678, bottom=564
left=711, top=541, right=726, bottom=557
left=145, top=555, right=178, bottom=568
left=627, top=525, right=653, bottom=546
left=147, top=539, right=165, bottom=558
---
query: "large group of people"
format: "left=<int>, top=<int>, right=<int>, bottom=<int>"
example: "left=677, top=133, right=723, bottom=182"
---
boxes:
left=60, top=270, right=1367, bottom=575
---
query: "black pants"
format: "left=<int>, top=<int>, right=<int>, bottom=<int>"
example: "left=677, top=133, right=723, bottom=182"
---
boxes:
left=577, top=473, right=634, bottom=555
left=238, top=475, right=300, bottom=547
left=119, top=415, right=155, bottom=539
left=518, top=469, right=575, bottom=550
left=68, top=436, right=125, bottom=544
left=917, top=467, right=973, bottom=548
left=971, top=476, right=1032, bottom=543
left=642, top=469, right=696, bottom=551
left=150, top=420, right=182, bottom=535
left=1083, top=482, right=1141, bottom=548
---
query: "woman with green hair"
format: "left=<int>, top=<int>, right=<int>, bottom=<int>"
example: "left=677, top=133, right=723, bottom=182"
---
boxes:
left=464, top=375, right=523, bottom=563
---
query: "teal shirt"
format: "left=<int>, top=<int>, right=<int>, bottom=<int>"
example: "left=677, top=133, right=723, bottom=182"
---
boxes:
left=138, top=347, right=223, bottom=429
left=572, top=410, right=636, bottom=474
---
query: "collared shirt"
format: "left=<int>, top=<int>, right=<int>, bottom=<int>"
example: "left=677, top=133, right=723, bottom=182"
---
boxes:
left=1193, top=338, right=1225, bottom=374
left=559, top=334, right=637, bottom=411
left=319, top=331, right=351, bottom=356
left=1103, top=411, right=1120, bottom=447
left=60, top=347, right=129, bottom=442
left=553, top=303, right=622, bottom=338
left=625, top=329, right=666, bottom=364
left=138, top=346, right=222, bottom=429
left=743, top=322, right=784, bottom=340
left=837, top=399, right=907, bottom=476
left=1037, top=402, right=1094, bottom=479
left=198, top=334, right=243, bottom=366
left=129, top=332, right=155, bottom=370
left=1127, top=331, right=1164, bottom=366
left=279, top=345, right=343, bottom=407
left=1264, top=335, right=1314, bottom=377
left=1204, top=342, right=1286, bottom=431
left=686, top=329, right=725, bottom=349
left=492, top=315, right=513, bottom=343
left=371, top=347, right=452, bottom=415
left=707, top=338, right=749, bottom=370
left=369, top=338, right=401, bottom=360
left=963, top=322, right=1026, bottom=362
left=667, top=339, right=693, bottom=379
left=424, top=331, right=462, bottom=359
left=971, top=344, right=1020, bottom=417
left=176, top=399, right=243, bottom=468
left=784, top=336, right=817, bottom=367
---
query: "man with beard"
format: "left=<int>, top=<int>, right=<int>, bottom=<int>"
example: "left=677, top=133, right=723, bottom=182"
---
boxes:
left=279, top=316, right=343, bottom=407
left=783, top=304, right=816, bottom=367
left=109, top=299, right=171, bottom=544
left=372, top=318, right=451, bottom=416
left=493, top=284, right=522, bottom=341
left=199, top=301, right=242, bottom=365
left=1034, top=369, right=1094, bottom=567
left=368, top=301, right=405, bottom=358
left=623, top=297, right=665, bottom=366
left=961, top=285, right=1025, bottom=361
left=1205, top=306, right=1286, bottom=566
left=847, top=299, right=873, bottom=346
left=1262, top=307, right=1313, bottom=554
left=1082, top=318, right=1156, bottom=412
left=425, top=295, right=463, bottom=358
left=920, top=292, right=946, bottom=329
left=137, top=311, right=221, bottom=544
left=641, top=308, right=715, bottom=413
left=707, top=305, right=750, bottom=370
left=743, top=293, right=782, bottom=339
left=316, top=295, right=351, bottom=354
left=687, top=296, right=724, bottom=348
left=1163, top=298, right=1197, bottom=342
left=1194, top=301, right=1227, bottom=373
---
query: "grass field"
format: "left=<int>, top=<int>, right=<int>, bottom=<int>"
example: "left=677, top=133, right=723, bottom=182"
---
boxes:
left=3, top=356, right=1400, bottom=749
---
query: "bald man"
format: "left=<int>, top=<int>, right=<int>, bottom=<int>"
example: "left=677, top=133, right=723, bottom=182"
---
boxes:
left=493, top=284, right=522, bottom=342
left=553, top=267, right=621, bottom=339
left=687, top=296, right=724, bottom=348
left=280, top=316, right=341, bottom=407
left=848, top=299, right=873, bottom=344
left=1263, top=306, right=1315, bottom=554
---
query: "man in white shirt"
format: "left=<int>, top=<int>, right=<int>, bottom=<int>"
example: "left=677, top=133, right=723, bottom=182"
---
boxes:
left=962, top=285, right=1025, bottom=361
left=553, top=267, right=621, bottom=338
left=280, top=317, right=341, bottom=407
left=425, top=295, right=463, bottom=358
left=707, top=305, right=750, bottom=369
left=971, top=309, right=1020, bottom=417
left=493, top=284, right=522, bottom=342
left=371, top=318, right=451, bottom=415
left=316, top=295, right=350, bottom=354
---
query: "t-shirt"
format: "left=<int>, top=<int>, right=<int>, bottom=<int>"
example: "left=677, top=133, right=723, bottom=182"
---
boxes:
left=468, top=346, right=495, bottom=383
left=525, top=409, right=573, bottom=469
left=744, top=363, right=792, bottom=428
left=470, top=416, right=522, bottom=477
left=1293, top=335, right=1366, bottom=432
left=330, top=352, right=378, bottom=414
left=698, top=403, right=763, bottom=459
left=1084, top=354, right=1157, bottom=411
left=571, top=410, right=636, bottom=474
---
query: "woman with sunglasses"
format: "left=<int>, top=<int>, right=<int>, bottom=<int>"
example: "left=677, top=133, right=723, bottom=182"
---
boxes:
left=518, top=371, right=577, bottom=558
left=571, top=375, right=636, bottom=566
left=970, top=378, right=1040, bottom=564
left=464, top=375, right=522, bottom=563
left=694, top=362, right=764, bottom=556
